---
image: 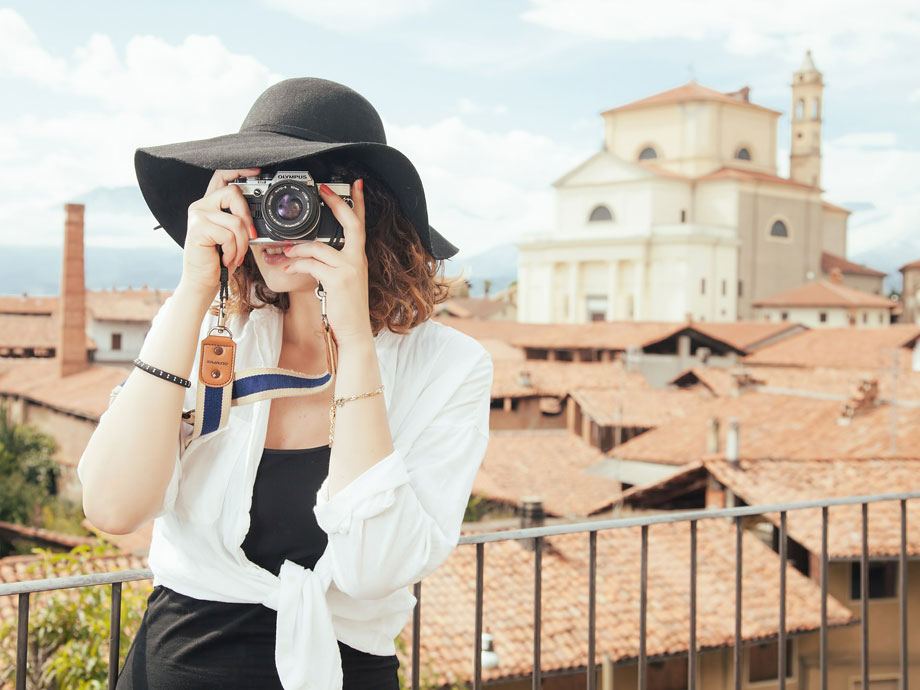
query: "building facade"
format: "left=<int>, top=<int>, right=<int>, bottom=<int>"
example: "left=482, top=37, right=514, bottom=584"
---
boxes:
left=517, top=51, right=868, bottom=325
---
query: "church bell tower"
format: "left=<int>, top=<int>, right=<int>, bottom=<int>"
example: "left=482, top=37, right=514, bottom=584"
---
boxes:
left=789, top=50, right=824, bottom=188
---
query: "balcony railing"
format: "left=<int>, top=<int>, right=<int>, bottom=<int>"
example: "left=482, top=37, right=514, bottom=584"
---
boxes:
left=1, top=491, right=917, bottom=690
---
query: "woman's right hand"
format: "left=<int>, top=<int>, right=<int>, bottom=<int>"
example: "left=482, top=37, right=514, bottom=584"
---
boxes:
left=178, top=167, right=261, bottom=297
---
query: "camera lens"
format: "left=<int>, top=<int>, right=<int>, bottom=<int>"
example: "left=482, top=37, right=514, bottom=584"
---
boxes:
left=262, top=181, right=321, bottom=239
left=274, top=193, right=303, bottom=220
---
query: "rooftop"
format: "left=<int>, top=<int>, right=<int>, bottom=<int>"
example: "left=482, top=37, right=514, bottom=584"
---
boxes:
left=744, top=326, right=920, bottom=370
left=602, top=81, right=782, bottom=117
left=491, top=359, right=648, bottom=399
left=751, top=280, right=895, bottom=310
left=820, top=252, right=885, bottom=278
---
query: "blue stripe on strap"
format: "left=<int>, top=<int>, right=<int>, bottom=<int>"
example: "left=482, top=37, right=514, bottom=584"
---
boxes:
left=201, top=384, right=225, bottom=435
left=232, top=372, right=331, bottom=400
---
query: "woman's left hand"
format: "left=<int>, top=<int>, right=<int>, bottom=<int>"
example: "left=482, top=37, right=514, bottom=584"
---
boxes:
left=282, top=179, right=372, bottom=347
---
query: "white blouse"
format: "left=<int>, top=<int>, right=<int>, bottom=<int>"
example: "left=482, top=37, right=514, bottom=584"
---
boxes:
left=77, top=296, right=493, bottom=690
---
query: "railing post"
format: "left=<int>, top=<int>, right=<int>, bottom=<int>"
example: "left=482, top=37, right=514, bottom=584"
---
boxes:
left=861, top=503, right=869, bottom=690
left=639, top=524, right=648, bottom=690
left=475, top=543, right=484, bottom=690
left=901, top=499, right=908, bottom=690
left=820, top=505, right=828, bottom=690
left=108, top=582, right=122, bottom=690
left=16, top=593, right=29, bottom=690
left=533, top=536, right=543, bottom=690
left=689, top=520, right=697, bottom=690
left=734, top=515, right=742, bottom=690
left=779, top=511, right=787, bottom=690
left=588, top=531, right=597, bottom=690
left=412, top=580, right=421, bottom=690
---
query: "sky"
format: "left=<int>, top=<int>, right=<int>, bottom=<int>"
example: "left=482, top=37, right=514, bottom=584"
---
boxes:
left=0, top=1, right=918, bottom=277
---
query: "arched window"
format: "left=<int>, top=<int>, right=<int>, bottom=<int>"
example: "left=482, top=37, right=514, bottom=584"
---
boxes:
left=796, top=99, right=805, bottom=119
left=811, top=97, right=820, bottom=120
left=638, top=147, right=658, bottom=160
left=770, top=220, right=789, bottom=238
left=736, top=147, right=751, bottom=160
left=588, top=205, right=613, bottom=222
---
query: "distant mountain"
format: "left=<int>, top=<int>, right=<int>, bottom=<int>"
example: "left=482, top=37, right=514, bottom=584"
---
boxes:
left=0, top=246, right=182, bottom=296
left=448, top=242, right=519, bottom=297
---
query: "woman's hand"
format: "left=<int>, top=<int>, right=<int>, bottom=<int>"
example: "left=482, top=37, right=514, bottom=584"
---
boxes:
left=281, top=179, right=373, bottom=347
left=178, top=168, right=260, bottom=298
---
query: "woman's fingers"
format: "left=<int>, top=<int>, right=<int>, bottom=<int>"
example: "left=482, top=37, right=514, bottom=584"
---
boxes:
left=189, top=219, right=242, bottom=268
left=203, top=211, right=250, bottom=267
left=282, top=239, right=346, bottom=267
left=206, top=167, right=260, bottom=196
left=319, top=182, right=366, bottom=258
left=284, top=257, right=332, bottom=284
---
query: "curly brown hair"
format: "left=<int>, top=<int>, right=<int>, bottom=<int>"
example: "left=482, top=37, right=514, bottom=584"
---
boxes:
left=222, top=156, right=451, bottom=335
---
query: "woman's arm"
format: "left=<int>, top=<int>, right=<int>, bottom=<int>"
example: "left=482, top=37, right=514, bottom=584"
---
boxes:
left=79, top=285, right=213, bottom=533
left=80, top=167, right=258, bottom=534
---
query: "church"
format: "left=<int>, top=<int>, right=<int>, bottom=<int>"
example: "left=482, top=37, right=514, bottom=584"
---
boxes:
left=516, top=51, right=869, bottom=324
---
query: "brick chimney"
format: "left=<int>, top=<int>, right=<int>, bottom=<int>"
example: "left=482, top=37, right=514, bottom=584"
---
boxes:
left=829, top=267, right=844, bottom=285
left=518, top=496, right=545, bottom=551
left=58, top=203, right=88, bottom=377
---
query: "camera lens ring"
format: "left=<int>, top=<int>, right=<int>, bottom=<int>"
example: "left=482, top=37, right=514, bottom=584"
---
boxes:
left=261, top=181, right=321, bottom=240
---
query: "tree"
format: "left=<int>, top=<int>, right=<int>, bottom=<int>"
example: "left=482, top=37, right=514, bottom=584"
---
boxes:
left=0, top=544, right=150, bottom=690
left=0, top=404, right=60, bottom=526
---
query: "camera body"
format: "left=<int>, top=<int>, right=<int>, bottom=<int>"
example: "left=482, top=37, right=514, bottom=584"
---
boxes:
left=230, top=171, right=353, bottom=246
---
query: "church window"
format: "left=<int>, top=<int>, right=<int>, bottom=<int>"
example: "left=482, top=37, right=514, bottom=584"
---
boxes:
left=638, top=146, right=658, bottom=160
left=770, top=220, right=789, bottom=238
left=819, top=312, right=828, bottom=323
left=680, top=209, right=687, bottom=223
left=796, top=99, right=805, bottom=119
left=700, top=278, right=706, bottom=295
left=722, top=280, right=727, bottom=296
left=812, top=97, right=820, bottom=120
left=736, top=147, right=751, bottom=161
left=588, top=205, right=613, bottom=222
left=738, top=280, right=743, bottom=297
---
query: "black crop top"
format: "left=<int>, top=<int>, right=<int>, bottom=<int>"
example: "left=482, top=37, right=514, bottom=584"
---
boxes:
left=114, top=446, right=399, bottom=690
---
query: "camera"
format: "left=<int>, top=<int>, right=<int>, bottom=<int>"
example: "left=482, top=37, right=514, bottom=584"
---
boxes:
left=230, top=170, right=353, bottom=246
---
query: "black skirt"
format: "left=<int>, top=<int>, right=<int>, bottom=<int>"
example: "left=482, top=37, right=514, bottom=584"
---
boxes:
left=115, top=446, right=399, bottom=690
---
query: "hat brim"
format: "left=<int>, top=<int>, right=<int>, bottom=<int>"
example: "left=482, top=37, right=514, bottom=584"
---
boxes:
left=135, top=130, right=458, bottom=259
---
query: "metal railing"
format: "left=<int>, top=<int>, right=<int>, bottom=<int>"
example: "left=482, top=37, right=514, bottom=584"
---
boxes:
left=1, top=491, right=916, bottom=690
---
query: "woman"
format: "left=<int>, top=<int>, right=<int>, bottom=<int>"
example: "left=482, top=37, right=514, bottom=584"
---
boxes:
left=78, top=78, right=493, bottom=690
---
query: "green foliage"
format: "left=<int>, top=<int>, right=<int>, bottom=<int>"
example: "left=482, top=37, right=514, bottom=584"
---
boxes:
left=0, top=404, right=60, bottom=525
left=0, top=543, right=151, bottom=690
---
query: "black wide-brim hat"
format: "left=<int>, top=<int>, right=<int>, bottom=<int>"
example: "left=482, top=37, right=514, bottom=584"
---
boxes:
left=135, top=77, right=458, bottom=259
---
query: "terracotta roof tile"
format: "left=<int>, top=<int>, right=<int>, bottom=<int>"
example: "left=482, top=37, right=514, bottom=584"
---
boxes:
left=0, top=549, right=148, bottom=623
left=0, top=520, right=96, bottom=550
left=0, top=288, right=172, bottom=323
left=0, top=314, right=96, bottom=350
left=437, top=297, right=511, bottom=320
left=491, top=360, right=648, bottom=399
left=613, top=390, right=920, bottom=465
left=696, top=166, right=816, bottom=189
left=689, top=321, right=805, bottom=352
left=821, top=200, right=852, bottom=214
left=744, top=326, right=920, bottom=369
left=399, top=520, right=852, bottom=685
left=820, top=252, right=885, bottom=278
left=602, top=81, right=782, bottom=117
left=900, top=259, right=920, bottom=272
left=569, top=387, right=708, bottom=428
left=475, top=431, right=621, bottom=516
left=752, top=280, right=895, bottom=309
left=706, top=457, right=920, bottom=558
left=0, top=359, right=127, bottom=426
left=671, top=367, right=738, bottom=397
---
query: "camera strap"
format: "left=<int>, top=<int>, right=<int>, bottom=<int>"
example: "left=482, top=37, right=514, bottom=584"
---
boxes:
left=183, top=249, right=337, bottom=444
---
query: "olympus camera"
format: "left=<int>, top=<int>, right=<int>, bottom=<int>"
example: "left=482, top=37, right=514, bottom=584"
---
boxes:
left=230, top=171, right=353, bottom=246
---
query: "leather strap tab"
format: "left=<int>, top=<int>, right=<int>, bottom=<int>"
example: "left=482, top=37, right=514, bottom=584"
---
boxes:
left=199, top=333, right=236, bottom=388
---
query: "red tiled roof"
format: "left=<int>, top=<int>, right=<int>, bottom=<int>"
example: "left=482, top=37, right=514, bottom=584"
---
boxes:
left=436, top=297, right=511, bottom=320
left=696, top=166, right=816, bottom=190
left=752, top=280, right=895, bottom=309
left=820, top=252, right=885, bottom=278
left=0, top=520, right=95, bottom=550
left=399, top=520, right=852, bottom=685
left=0, top=314, right=96, bottom=350
left=821, top=200, right=852, bottom=215
left=602, top=81, right=782, bottom=117
left=474, top=431, right=620, bottom=516
left=744, top=326, right=920, bottom=369
left=491, top=360, right=648, bottom=399
left=690, top=321, right=805, bottom=352
left=569, top=387, right=708, bottom=428
left=612, top=390, right=920, bottom=465
left=0, top=288, right=172, bottom=323
left=900, top=259, right=920, bottom=272
left=0, top=359, right=127, bottom=425
left=706, top=457, right=920, bottom=558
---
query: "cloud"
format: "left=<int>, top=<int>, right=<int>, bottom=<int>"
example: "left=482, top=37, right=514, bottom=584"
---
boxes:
left=0, top=9, right=282, bottom=247
left=521, top=0, right=920, bottom=73
left=819, top=132, right=920, bottom=261
left=262, top=0, right=439, bottom=31
left=387, top=116, right=588, bottom=256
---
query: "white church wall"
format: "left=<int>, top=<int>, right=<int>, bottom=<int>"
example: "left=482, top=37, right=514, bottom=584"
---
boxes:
left=717, top=106, right=778, bottom=175
left=756, top=306, right=890, bottom=328
left=556, top=183, right=653, bottom=236
left=89, top=319, right=149, bottom=363
left=695, top=180, right=739, bottom=228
